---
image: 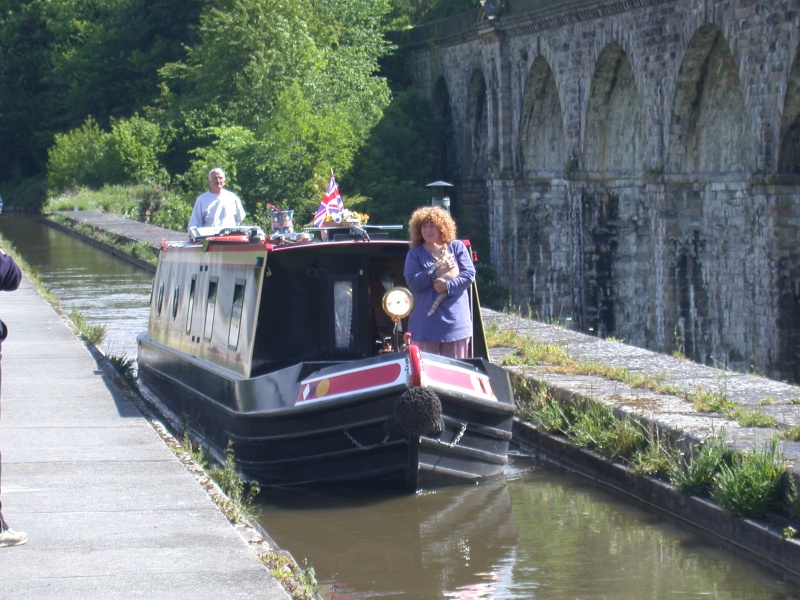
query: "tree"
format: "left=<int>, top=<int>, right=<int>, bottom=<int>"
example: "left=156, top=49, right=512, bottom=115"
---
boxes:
left=0, top=1, right=58, bottom=177
left=0, top=0, right=199, bottom=181
left=163, top=0, right=392, bottom=221
left=350, top=88, right=443, bottom=225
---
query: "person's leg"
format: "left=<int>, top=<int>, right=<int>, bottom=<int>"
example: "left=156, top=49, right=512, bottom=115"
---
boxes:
left=0, top=358, right=27, bottom=546
left=411, top=339, right=441, bottom=354
left=0, top=359, right=6, bottom=532
left=411, top=338, right=471, bottom=359
left=440, top=338, right=471, bottom=359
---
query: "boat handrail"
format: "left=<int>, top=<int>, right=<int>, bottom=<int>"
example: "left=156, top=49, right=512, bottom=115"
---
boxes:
left=189, top=225, right=268, bottom=242
left=303, top=222, right=403, bottom=242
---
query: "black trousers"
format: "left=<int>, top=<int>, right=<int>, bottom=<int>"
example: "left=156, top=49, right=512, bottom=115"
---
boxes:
left=0, top=359, right=7, bottom=532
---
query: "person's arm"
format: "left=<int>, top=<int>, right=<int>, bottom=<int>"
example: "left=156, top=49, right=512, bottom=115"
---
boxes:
left=443, top=241, right=476, bottom=296
left=234, top=194, right=246, bottom=225
left=0, top=250, right=21, bottom=292
left=187, top=197, right=204, bottom=232
left=404, top=247, right=434, bottom=293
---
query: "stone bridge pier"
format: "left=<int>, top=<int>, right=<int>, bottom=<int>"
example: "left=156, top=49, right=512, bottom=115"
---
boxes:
left=403, top=0, right=800, bottom=383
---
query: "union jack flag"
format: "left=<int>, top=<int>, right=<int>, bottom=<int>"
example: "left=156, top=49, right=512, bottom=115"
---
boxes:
left=313, top=172, right=344, bottom=227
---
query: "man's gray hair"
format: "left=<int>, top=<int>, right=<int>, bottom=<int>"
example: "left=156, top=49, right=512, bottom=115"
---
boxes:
left=208, top=167, right=226, bottom=180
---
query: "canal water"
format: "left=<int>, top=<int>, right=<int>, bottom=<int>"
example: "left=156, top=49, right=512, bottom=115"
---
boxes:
left=0, top=215, right=151, bottom=360
left=1, top=214, right=797, bottom=599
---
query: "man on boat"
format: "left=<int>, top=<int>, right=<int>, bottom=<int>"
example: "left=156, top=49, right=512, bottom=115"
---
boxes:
left=187, top=167, right=246, bottom=233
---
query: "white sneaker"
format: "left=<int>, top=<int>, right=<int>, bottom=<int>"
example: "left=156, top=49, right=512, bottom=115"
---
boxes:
left=0, top=528, right=28, bottom=547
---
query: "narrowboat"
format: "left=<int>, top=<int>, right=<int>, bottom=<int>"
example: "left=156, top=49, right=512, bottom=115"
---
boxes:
left=136, top=216, right=515, bottom=492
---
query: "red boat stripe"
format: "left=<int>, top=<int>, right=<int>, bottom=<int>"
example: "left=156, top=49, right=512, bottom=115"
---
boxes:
left=298, top=362, right=404, bottom=402
left=422, top=362, right=496, bottom=399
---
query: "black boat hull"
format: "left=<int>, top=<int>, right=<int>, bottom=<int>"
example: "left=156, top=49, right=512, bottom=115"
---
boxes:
left=138, top=334, right=515, bottom=492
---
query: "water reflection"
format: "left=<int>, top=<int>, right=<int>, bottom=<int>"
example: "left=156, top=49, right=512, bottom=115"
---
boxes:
left=259, top=456, right=799, bottom=599
left=504, top=459, right=799, bottom=600
left=259, top=477, right=518, bottom=599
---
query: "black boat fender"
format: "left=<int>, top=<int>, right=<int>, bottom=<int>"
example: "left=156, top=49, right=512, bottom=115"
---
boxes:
left=384, top=387, right=445, bottom=439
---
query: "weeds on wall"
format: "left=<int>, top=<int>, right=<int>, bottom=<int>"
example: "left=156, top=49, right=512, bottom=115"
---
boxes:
left=711, top=440, right=785, bottom=518
left=68, top=307, right=106, bottom=345
left=512, top=369, right=793, bottom=523
left=171, top=432, right=319, bottom=599
left=669, top=433, right=729, bottom=497
left=107, top=352, right=138, bottom=391
left=209, top=442, right=262, bottom=524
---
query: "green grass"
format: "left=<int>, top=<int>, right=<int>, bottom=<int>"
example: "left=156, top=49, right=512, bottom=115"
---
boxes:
left=628, top=426, right=673, bottom=477
left=208, top=441, right=261, bottom=525
left=781, top=426, right=800, bottom=442
left=668, top=433, right=729, bottom=496
left=566, top=402, right=646, bottom=459
left=68, top=307, right=106, bottom=345
left=513, top=379, right=569, bottom=433
left=107, top=352, right=138, bottom=390
left=686, top=385, right=734, bottom=413
left=710, top=440, right=785, bottom=518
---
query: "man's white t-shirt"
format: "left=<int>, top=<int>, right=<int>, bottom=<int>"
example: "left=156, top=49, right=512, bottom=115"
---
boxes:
left=187, top=189, right=246, bottom=232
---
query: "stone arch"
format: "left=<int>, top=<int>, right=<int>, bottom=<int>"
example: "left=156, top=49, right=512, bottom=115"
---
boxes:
left=584, top=44, right=646, bottom=175
left=666, top=26, right=752, bottom=174
left=433, top=76, right=456, bottom=180
left=778, top=46, right=800, bottom=174
left=464, top=68, right=489, bottom=178
left=518, top=56, right=566, bottom=176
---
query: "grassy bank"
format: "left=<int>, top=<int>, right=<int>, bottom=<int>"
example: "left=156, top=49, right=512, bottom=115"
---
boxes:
left=487, top=323, right=800, bottom=535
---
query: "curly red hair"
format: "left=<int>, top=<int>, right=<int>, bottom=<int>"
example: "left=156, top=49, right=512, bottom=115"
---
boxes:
left=408, top=206, right=457, bottom=247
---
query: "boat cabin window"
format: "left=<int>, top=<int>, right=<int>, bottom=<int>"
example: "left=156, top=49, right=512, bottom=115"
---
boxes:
left=156, top=282, right=165, bottom=316
left=171, top=285, right=180, bottom=320
left=204, top=278, right=218, bottom=341
left=249, top=248, right=409, bottom=374
left=332, top=278, right=355, bottom=351
left=228, top=280, right=246, bottom=349
left=186, top=275, right=196, bottom=334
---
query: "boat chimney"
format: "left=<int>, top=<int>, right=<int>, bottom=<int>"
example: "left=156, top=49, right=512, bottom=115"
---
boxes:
left=426, top=181, right=453, bottom=212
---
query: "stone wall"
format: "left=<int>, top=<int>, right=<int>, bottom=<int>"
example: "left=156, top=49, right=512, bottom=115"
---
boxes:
left=403, top=0, right=800, bottom=382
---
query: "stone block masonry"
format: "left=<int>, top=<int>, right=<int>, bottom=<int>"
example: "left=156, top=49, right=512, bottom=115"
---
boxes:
left=402, top=0, right=800, bottom=383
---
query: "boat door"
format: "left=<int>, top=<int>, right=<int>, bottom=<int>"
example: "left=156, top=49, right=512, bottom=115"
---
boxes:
left=316, top=254, right=371, bottom=359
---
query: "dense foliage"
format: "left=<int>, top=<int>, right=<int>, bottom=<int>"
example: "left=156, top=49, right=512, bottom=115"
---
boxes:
left=0, top=0, right=478, bottom=223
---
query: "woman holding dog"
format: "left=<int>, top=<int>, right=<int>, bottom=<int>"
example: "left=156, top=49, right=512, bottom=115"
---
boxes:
left=403, top=206, right=476, bottom=359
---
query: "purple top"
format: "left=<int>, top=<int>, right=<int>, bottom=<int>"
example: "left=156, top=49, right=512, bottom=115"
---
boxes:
left=0, top=252, right=21, bottom=345
left=403, top=240, right=476, bottom=343
left=0, top=253, right=21, bottom=292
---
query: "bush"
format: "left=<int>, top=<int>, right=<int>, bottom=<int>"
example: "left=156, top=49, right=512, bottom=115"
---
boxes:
left=47, top=116, right=170, bottom=195
left=106, top=116, right=170, bottom=185
left=47, top=117, right=110, bottom=193
left=0, top=174, right=48, bottom=212
left=150, top=192, right=194, bottom=232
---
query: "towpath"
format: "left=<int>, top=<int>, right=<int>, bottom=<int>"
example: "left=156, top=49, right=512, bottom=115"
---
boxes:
left=0, top=267, right=291, bottom=597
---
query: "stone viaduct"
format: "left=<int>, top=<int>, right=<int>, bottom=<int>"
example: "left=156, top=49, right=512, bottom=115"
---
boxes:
left=402, top=0, right=800, bottom=383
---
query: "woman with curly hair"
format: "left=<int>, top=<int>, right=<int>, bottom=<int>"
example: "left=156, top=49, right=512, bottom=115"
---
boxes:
left=403, top=206, right=476, bottom=358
